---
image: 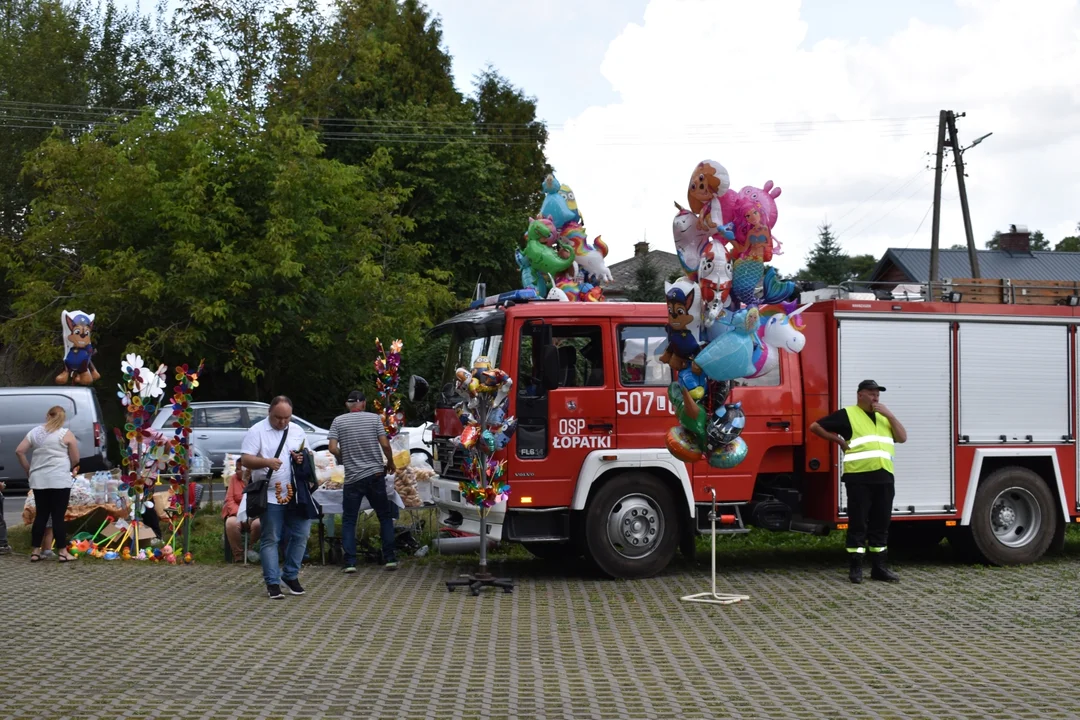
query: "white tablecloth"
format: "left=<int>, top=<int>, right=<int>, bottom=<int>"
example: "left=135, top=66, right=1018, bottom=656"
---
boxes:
left=312, top=486, right=405, bottom=515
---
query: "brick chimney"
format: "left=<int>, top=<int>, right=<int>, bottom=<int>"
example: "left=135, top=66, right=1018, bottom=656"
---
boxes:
left=634, top=241, right=649, bottom=257
left=998, top=224, right=1031, bottom=253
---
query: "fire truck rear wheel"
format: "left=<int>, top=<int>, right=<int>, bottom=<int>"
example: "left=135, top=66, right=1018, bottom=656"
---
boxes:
left=969, top=467, right=1057, bottom=566
left=584, top=472, right=679, bottom=579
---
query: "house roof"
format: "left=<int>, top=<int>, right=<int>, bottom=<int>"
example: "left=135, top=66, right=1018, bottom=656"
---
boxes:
left=870, top=248, right=1080, bottom=283
left=605, top=250, right=685, bottom=295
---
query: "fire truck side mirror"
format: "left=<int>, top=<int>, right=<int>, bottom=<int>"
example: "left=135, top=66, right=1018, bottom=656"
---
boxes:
left=541, top=345, right=560, bottom=391
left=408, top=375, right=429, bottom=402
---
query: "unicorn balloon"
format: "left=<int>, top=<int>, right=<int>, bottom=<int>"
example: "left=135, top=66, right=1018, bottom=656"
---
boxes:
left=745, top=301, right=812, bottom=379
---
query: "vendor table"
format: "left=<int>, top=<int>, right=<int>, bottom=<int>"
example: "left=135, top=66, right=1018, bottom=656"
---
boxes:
left=311, top=486, right=435, bottom=565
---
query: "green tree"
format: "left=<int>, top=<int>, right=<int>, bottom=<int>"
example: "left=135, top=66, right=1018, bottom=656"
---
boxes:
left=848, top=254, right=878, bottom=281
left=1054, top=223, right=1080, bottom=252
left=470, top=66, right=551, bottom=217
left=0, top=0, right=91, bottom=247
left=0, top=0, right=181, bottom=329
left=628, top=254, right=664, bottom=302
left=257, top=0, right=549, bottom=297
left=1, top=96, right=454, bottom=422
left=799, top=223, right=850, bottom=284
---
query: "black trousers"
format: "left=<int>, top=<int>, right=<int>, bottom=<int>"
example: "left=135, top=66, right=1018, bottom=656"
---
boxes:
left=845, top=482, right=894, bottom=551
left=32, top=488, right=71, bottom=549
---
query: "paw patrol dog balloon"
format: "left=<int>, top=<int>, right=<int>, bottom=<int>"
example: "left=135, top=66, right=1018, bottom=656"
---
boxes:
left=56, top=309, right=100, bottom=385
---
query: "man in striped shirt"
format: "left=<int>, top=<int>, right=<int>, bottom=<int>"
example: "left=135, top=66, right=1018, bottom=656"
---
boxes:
left=328, top=390, right=398, bottom=573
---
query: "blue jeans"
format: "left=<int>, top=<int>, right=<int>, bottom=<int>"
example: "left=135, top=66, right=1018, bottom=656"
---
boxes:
left=260, top=503, right=312, bottom=586
left=342, top=474, right=396, bottom=566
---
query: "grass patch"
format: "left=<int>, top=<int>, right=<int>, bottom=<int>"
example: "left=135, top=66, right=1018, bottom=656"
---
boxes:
left=10, top=502, right=1080, bottom=571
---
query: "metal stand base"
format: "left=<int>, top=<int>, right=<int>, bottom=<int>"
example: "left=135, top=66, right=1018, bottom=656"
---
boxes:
left=446, top=572, right=515, bottom=596
left=680, top=487, right=749, bottom=607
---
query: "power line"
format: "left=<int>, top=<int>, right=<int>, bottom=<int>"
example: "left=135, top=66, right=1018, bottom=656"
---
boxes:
left=0, top=99, right=938, bottom=129
left=834, top=165, right=929, bottom=238
left=0, top=114, right=936, bottom=147
left=841, top=176, right=935, bottom=245
left=830, top=159, right=930, bottom=228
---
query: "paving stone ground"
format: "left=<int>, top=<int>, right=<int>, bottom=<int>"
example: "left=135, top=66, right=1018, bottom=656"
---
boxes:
left=2, top=547, right=1080, bottom=720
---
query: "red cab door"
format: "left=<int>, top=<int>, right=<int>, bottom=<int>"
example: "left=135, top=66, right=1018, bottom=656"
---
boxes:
left=510, top=319, right=615, bottom=507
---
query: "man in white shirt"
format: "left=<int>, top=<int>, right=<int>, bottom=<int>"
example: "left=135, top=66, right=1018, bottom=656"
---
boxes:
left=241, top=396, right=311, bottom=600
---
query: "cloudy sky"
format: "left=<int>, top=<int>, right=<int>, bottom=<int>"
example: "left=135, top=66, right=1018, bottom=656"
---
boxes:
left=117, top=0, right=1080, bottom=276
left=423, top=0, right=1080, bottom=275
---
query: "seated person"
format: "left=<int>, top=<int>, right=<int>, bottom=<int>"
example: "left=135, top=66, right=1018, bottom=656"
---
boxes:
left=222, top=459, right=262, bottom=563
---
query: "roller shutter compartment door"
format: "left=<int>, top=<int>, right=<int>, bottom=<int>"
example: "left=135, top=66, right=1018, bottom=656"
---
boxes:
left=959, top=322, right=1069, bottom=444
left=838, top=319, right=954, bottom=514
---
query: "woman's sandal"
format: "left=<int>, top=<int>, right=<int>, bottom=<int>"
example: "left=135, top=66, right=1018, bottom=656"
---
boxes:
left=30, top=553, right=42, bottom=562
left=58, top=552, right=77, bottom=563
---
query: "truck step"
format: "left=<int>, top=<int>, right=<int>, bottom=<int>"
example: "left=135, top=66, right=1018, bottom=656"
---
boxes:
left=695, top=503, right=749, bottom=534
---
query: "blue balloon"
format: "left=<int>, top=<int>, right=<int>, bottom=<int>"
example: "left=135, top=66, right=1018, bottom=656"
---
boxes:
left=707, top=402, right=745, bottom=449
left=707, top=437, right=748, bottom=469
left=692, top=308, right=762, bottom=381
left=539, top=174, right=582, bottom=228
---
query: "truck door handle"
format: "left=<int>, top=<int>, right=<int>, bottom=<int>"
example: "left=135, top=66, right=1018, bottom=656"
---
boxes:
left=588, top=423, right=614, bottom=431
left=767, top=420, right=791, bottom=429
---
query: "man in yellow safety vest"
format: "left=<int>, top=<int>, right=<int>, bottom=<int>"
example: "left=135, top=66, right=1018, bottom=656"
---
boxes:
left=810, top=379, right=908, bottom=583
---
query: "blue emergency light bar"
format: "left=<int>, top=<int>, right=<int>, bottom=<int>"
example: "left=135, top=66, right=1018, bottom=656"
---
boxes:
left=468, top=288, right=540, bottom=309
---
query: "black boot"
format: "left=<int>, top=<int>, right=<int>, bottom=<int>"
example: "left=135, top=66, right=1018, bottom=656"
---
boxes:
left=870, top=551, right=899, bottom=582
left=848, top=553, right=863, bottom=584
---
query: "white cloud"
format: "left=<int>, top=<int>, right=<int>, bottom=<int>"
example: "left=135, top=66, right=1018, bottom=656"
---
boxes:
left=546, top=0, right=1080, bottom=275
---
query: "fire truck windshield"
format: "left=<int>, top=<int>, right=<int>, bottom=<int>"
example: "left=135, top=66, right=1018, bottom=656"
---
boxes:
left=448, top=333, right=503, bottom=377
left=430, top=306, right=506, bottom=390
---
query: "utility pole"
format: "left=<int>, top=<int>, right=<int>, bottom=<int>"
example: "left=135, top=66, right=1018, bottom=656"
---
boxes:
left=946, top=112, right=981, bottom=278
left=929, top=110, right=947, bottom=284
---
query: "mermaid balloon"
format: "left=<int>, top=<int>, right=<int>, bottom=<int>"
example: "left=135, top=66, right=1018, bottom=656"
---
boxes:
left=728, top=194, right=792, bottom=306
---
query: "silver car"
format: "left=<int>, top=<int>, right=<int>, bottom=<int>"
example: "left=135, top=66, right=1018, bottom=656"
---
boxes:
left=149, top=401, right=330, bottom=474
left=0, top=386, right=111, bottom=489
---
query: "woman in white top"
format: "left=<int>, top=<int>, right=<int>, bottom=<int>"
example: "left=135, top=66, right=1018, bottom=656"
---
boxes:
left=15, top=406, right=80, bottom=562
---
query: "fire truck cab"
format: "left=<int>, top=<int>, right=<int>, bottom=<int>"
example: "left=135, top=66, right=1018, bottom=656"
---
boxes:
left=429, top=293, right=1078, bottom=579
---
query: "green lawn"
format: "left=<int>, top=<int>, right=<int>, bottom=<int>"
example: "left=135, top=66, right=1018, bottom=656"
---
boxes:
left=8, top=504, right=1080, bottom=571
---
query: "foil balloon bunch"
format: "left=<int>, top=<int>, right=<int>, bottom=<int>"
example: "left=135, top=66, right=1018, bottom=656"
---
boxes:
left=449, top=355, right=516, bottom=513
left=515, top=173, right=613, bottom=302
left=373, top=338, right=405, bottom=438
left=660, top=160, right=811, bottom=469
left=462, top=455, right=510, bottom=508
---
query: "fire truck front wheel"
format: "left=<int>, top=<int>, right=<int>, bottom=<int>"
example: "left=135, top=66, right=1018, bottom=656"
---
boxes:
left=969, top=467, right=1057, bottom=566
left=584, top=472, right=680, bottom=579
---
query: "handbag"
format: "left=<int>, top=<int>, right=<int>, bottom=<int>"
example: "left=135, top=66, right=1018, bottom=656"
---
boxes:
left=243, top=429, right=289, bottom=520
left=289, top=449, right=323, bottom=520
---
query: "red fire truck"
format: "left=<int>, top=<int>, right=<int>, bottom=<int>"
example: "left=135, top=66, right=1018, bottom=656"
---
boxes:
left=428, top=292, right=1078, bottom=579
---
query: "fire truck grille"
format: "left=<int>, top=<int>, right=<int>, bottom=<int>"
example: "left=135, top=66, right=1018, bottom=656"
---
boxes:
left=433, top=437, right=469, bottom=482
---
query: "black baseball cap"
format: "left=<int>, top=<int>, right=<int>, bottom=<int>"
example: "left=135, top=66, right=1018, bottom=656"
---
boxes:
left=346, top=390, right=366, bottom=403
left=857, top=379, right=886, bottom=392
